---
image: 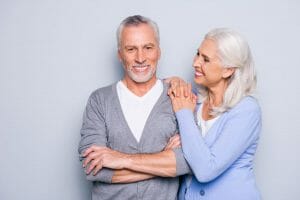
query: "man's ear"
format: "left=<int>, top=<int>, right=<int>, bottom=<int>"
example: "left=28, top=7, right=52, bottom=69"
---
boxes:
left=158, top=47, right=161, bottom=60
left=117, top=50, right=122, bottom=62
left=222, top=67, right=235, bottom=79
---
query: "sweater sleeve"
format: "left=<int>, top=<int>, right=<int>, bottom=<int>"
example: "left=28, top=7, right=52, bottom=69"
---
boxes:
left=78, top=92, right=113, bottom=183
left=175, top=99, right=261, bottom=182
left=173, top=148, right=192, bottom=176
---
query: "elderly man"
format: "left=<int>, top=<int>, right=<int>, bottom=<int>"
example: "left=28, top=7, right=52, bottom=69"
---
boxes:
left=78, top=15, right=189, bottom=200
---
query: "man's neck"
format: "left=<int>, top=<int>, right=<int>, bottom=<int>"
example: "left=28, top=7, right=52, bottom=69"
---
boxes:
left=122, top=77, right=158, bottom=97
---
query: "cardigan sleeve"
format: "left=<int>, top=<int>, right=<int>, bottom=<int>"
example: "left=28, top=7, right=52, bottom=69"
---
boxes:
left=78, top=91, right=113, bottom=183
left=175, top=98, right=261, bottom=182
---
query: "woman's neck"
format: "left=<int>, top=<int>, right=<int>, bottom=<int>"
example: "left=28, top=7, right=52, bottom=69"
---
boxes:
left=202, top=81, right=228, bottom=120
left=206, top=80, right=228, bottom=107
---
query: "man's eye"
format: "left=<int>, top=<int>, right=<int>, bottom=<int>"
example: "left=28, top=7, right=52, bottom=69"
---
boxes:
left=146, top=46, right=153, bottom=50
left=127, top=48, right=134, bottom=52
left=196, top=51, right=200, bottom=56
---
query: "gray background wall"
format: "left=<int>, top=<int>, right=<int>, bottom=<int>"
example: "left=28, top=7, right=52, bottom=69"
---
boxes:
left=1, top=0, right=299, bottom=199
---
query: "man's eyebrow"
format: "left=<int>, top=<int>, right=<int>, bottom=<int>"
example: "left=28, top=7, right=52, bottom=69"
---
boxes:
left=144, top=43, right=155, bottom=46
left=124, top=45, right=136, bottom=48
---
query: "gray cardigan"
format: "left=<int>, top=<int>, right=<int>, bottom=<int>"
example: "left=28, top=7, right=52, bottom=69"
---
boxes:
left=79, top=82, right=190, bottom=200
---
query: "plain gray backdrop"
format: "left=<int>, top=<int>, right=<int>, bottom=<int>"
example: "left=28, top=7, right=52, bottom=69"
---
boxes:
left=1, top=0, right=300, bottom=199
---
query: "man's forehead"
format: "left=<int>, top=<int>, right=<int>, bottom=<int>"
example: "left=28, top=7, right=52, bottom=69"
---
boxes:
left=122, top=43, right=156, bottom=49
left=120, top=26, right=158, bottom=47
left=121, top=24, right=154, bottom=35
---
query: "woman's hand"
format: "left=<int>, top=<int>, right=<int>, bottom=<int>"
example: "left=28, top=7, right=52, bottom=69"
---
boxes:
left=169, top=82, right=197, bottom=112
left=165, top=76, right=191, bottom=98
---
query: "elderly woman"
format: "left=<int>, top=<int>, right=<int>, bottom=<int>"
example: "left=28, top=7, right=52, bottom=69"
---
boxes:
left=169, top=28, right=261, bottom=200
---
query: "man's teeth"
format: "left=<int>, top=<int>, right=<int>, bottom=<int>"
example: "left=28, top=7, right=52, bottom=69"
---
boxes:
left=133, top=65, right=148, bottom=71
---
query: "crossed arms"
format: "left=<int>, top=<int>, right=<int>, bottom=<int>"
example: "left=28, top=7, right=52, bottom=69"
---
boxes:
left=82, top=144, right=179, bottom=183
left=78, top=81, right=190, bottom=184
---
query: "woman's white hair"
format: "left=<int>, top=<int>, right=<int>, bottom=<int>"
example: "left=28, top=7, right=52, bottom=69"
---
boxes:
left=198, top=28, right=257, bottom=115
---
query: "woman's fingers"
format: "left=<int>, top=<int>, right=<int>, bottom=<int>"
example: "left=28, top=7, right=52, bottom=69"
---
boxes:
left=167, top=77, right=190, bottom=98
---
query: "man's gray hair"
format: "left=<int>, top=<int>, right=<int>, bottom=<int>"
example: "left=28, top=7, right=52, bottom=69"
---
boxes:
left=199, top=28, right=257, bottom=115
left=116, top=15, right=160, bottom=49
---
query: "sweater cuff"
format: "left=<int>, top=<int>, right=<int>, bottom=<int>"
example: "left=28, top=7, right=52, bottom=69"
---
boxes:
left=173, top=148, right=191, bottom=176
left=86, top=168, right=114, bottom=183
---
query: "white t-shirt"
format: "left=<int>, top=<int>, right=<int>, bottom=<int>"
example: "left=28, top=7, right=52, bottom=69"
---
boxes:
left=116, top=80, right=163, bottom=142
left=196, top=103, right=220, bottom=137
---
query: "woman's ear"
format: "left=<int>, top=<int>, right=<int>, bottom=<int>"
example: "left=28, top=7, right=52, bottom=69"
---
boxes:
left=222, top=67, right=235, bottom=78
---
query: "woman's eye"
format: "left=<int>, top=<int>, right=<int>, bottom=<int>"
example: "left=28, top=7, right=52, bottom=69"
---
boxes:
left=203, top=56, right=210, bottom=62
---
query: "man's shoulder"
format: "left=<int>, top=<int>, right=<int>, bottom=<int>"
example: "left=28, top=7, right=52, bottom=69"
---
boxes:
left=90, top=82, right=117, bottom=99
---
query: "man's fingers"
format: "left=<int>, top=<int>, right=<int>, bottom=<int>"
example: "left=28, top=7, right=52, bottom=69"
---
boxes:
left=169, top=134, right=179, bottom=143
left=165, top=134, right=182, bottom=150
left=86, top=159, right=100, bottom=174
left=83, top=147, right=93, bottom=157
left=93, top=162, right=103, bottom=175
left=86, top=163, right=94, bottom=175
left=165, top=135, right=176, bottom=150
left=173, top=134, right=181, bottom=145
left=83, top=151, right=99, bottom=167
left=173, top=138, right=181, bottom=146
left=165, top=141, right=173, bottom=150
left=83, top=145, right=102, bottom=156
left=171, top=138, right=181, bottom=148
left=83, top=156, right=92, bottom=167
left=172, top=138, right=180, bottom=146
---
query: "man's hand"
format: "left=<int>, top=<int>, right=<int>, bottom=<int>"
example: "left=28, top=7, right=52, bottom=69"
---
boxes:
left=82, top=146, right=129, bottom=175
left=164, top=134, right=181, bottom=150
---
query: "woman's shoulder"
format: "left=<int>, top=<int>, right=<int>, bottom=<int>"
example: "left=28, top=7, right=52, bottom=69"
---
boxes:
left=230, top=96, right=261, bottom=115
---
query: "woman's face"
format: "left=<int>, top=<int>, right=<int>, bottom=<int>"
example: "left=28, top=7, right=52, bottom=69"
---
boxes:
left=193, top=39, right=232, bottom=88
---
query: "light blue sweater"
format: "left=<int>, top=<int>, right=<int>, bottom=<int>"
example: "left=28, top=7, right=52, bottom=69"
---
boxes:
left=176, top=96, right=261, bottom=200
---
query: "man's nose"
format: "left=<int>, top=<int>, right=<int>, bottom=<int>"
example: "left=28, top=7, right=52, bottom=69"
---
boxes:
left=135, top=50, right=146, bottom=64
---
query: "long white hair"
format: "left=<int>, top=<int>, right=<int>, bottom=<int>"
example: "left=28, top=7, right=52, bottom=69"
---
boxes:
left=198, top=28, right=257, bottom=115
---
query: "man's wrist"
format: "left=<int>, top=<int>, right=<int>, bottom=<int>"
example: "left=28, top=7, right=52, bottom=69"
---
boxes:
left=122, top=153, right=133, bottom=169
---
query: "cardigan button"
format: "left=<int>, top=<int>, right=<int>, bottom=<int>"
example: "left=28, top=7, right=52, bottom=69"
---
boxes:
left=200, top=189, right=205, bottom=196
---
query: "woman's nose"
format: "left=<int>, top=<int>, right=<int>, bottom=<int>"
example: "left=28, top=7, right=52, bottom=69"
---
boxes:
left=193, top=57, right=203, bottom=68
